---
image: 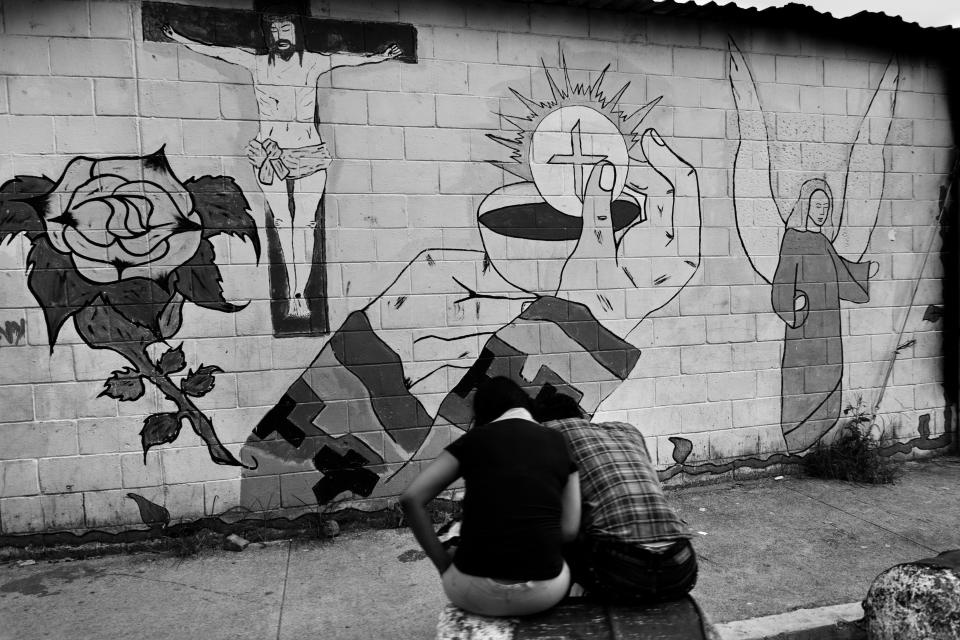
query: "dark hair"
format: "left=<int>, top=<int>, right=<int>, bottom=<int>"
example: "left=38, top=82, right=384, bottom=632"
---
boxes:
left=472, top=377, right=533, bottom=426
left=262, top=13, right=305, bottom=65
left=533, top=390, right=584, bottom=422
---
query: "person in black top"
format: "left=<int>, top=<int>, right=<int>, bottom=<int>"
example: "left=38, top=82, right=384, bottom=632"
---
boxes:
left=400, top=377, right=581, bottom=616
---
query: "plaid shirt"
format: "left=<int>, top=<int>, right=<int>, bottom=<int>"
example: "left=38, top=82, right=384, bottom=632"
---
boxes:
left=546, top=418, right=691, bottom=545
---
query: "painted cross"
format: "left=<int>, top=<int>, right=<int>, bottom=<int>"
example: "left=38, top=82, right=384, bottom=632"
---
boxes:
left=547, top=120, right=609, bottom=202
left=142, top=1, right=417, bottom=337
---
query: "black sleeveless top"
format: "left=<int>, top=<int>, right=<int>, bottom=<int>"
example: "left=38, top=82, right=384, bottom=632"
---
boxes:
left=446, top=418, right=574, bottom=580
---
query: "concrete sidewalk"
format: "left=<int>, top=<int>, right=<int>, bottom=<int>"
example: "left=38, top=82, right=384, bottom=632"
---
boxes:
left=1, top=457, right=958, bottom=640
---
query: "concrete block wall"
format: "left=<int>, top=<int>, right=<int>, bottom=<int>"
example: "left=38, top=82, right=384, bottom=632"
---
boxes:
left=0, top=0, right=955, bottom=536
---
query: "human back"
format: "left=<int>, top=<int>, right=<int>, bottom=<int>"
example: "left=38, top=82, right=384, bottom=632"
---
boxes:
left=400, top=377, right=580, bottom=616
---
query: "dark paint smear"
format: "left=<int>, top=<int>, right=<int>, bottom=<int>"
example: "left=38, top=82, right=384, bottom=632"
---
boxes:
left=479, top=200, right=642, bottom=241
left=1, top=565, right=101, bottom=598
left=397, top=549, right=427, bottom=563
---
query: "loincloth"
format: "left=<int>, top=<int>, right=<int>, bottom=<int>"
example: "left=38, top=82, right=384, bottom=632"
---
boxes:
left=247, top=138, right=332, bottom=185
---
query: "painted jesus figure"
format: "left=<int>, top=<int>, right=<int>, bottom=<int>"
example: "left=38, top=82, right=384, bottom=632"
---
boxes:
left=164, top=16, right=401, bottom=331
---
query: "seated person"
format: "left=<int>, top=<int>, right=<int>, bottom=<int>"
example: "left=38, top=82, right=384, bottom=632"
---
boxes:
left=400, top=377, right=581, bottom=617
left=535, top=390, right=697, bottom=602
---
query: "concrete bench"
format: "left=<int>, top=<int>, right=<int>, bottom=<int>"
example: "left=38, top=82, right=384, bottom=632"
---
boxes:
left=437, top=596, right=720, bottom=640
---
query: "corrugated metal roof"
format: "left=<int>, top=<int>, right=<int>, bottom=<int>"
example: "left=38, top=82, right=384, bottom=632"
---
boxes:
left=511, top=0, right=960, bottom=32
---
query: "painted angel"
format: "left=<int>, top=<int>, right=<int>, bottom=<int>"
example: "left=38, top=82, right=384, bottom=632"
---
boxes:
left=728, top=40, right=899, bottom=452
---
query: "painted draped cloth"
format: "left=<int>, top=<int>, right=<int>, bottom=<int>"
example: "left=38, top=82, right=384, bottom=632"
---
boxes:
left=772, top=228, right=870, bottom=452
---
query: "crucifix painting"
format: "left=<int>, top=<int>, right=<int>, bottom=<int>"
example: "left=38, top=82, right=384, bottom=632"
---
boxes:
left=143, top=1, right=417, bottom=336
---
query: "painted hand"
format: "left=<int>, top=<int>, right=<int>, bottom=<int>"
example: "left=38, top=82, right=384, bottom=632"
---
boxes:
left=558, top=127, right=701, bottom=329
left=162, top=24, right=185, bottom=43
left=383, top=44, right=402, bottom=59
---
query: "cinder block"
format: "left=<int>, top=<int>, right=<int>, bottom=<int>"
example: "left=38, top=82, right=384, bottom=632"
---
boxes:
left=672, top=107, right=725, bottom=139
left=337, top=194, right=407, bottom=228
left=317, top=90, right=368, bottom=125
left=41, top=493, right=85, bottom=530
left=83, top=489, right=143, bottom=527
left=440, top=161, right=503, bottom=195
left=731, top=396, right=781, bottom=428
left=371, top=160, right=439, bottom=194
left=401, top=59, right=469, bottom=94
left=732, top=340, right=781, bottom=371
left=161, top=447, right=242, bottom=484
left=674, top=47, right=725, bottom=79
left=4, top=0, right=89, bottom=36
left=368, top=91, right=435, bottom=127
left=39, top=454, right=122, bottom=493
left=679, top=285, right=731, bottom=316
left=0, top=496, right=44, bottom=533
left=680, top=401, right=732, bottom=432
left=587, top=10, right=645, bottom=43
left=51, top=38, right=135, bottom=78
left=680, top=344, right=732, bottom=374
left=0, top=459, right=40, bottom=497
left=203, top=479, right=240, bottom=515
left=0, top=345, right=76, bottom=385
left=645, top=15, right=699, bottom=48
left=467, top=1, right=530, bottom=33
left=0, top=78, right=8, bottom=114
left=8, top=77, right=93, bottom=116
left=655, top=375, right=707, bottom=405
left=398, top=0, right=467, bottom=28
left=432, top=27, right=497, bottom=63
left=335, top=125, right=404, bottom=160
left=0, top=385, right=34, bottom=424
left=708, top=427, right=760, bottom=458
left=405, top=127, right=472, bottom=161
left=330, top=61, right=403, bottom=92
left=0, top=36, right=51, bottom=75
left=35, top=382, right=117, bottom=421
left=706, top=314, right=756, bottom=343
left=327, top=159, right=372, bottom=193
left=180, top=119, right=256, bottom=156
left=77, top=417, right=140, bottom=455
left=652, top=316, right=706, bottom=346
left=138, top=80, right=220, bottom=119
left=0, top=422, right=78, bottom=463
left=914, top=383, right=945, bottom=410
left=163, top=483, right=206, bottom=520
left=848, top=307, right=894, bottom=335
left=896, top=91, right=935, bottom=119
left=775, top=56, right=823, bottom=86
left=54, top=116, right=139, bottom=154
left=94, top=78, right=137, bottom=115
left=437, top=94, right=500, bottom=130
left=619, top=44, right=673, bottom=76
left=90, top=1, right=133, bottom=39
left=776, top=113, right=823, bottom=142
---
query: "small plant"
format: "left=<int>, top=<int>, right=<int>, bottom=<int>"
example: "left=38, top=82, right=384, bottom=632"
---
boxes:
left=804, top=398, right=902, bottom=484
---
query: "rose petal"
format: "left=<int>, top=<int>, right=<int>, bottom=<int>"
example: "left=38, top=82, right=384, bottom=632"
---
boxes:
left=149, top=229, right=202, bottom=281
left=112, top=182, right=189, bottom=231
left=118, top=228, right=174, bottom=258
left=93, top=154, right=194, bottom=217
left=45, top=157, right=95, bottom=225
left=71, top=253, right=121, bottom=284
left=107, top=199, right=139, bottom=239
left=69, top=198, right=114, bottom=241
left=66, top=175, right=127, bottom=214
left=64, top=218, right=112, bottom=251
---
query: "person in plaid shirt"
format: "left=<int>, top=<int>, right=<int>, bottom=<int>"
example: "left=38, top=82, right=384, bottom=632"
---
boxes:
left=535, top=390, right=698, bottom=602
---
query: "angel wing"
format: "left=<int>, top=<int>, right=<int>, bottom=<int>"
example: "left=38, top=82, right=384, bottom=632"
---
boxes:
left=729, top=40, right=784, bottom=285
left=834, top=59, right=899, bottom=261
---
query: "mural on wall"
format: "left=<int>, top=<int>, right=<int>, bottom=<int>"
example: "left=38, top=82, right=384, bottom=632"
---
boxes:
left=239, top=56, right=704, bottom=508
left=729, top=41, right=900, bottom=452
left=143, top=1, right=417, bottom=337
left=0, top=149, right=259, bottom=466
left=0, top=318, right=26, bottom=345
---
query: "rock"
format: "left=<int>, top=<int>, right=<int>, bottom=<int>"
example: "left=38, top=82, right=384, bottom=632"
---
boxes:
left=864, top=550, right=960, bottom=640
left=322, top=519, right=340, bottom=538
left=436, top=604, right=517, bottom=640
left=223, top=533, right=250, bottom=552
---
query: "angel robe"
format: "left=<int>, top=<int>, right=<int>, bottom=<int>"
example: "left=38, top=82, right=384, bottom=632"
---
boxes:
left=772, top=229, right=871, bottom=452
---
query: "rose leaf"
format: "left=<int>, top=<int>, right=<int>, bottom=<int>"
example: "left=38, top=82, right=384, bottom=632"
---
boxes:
left=157, top=343, right=187, bottom=375
left=74, top=297, right=158, bottom=357
left=181, top=364, right=224, bottom=397
left=0, top=176, right=52, bottom=246
left=26, top=237, right=101, bottom=350
left=174, top=239, right=246, bottom=313
left=185, top=176, right=261, bottom=262
left=99, top=367, right=146, bottom=402
left=126, top=492, right=170, bottom=528
left=158, top=293, right=185, bottom=340
left=100, top=278, right=173, bottom=335
left=140, top=411, right=184, bottom=461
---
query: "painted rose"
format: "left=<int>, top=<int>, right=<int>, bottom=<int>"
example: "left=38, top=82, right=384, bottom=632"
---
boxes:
left=44, top=154, right=203, bottom=283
